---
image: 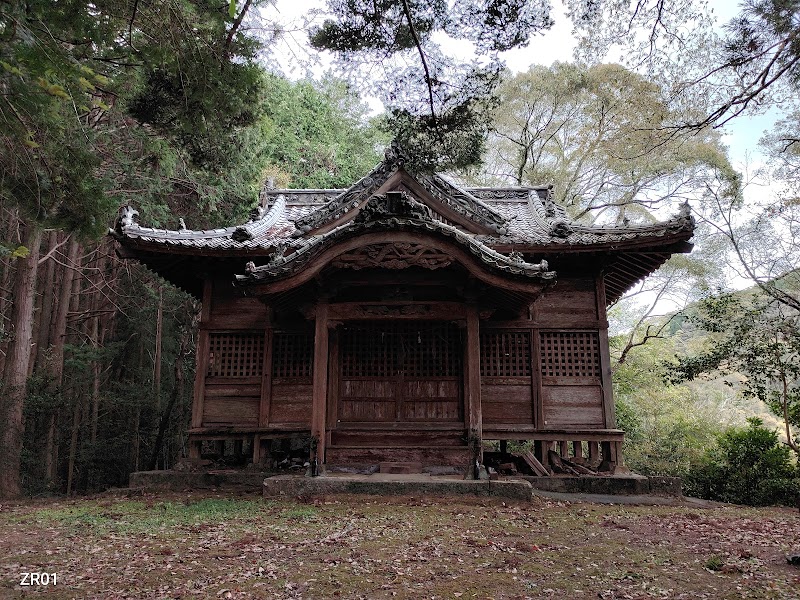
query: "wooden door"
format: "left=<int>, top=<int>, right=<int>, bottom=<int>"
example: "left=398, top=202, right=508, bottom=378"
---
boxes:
left=338, top=321, right=462, bottom=423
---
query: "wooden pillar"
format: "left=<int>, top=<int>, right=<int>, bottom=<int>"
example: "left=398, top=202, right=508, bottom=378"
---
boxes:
left=531, top=326, right=543, bottom=429
left=572, top=441, right=584, bottom=463
left=559, top=440, right=569, bottom=458
left=588, top=441, right=599, bottom=463
left=465, top=305, right=483, bottom=473
left=596, top=276, right=616, bottom=429
left=310, top=302, right=329, bottom=474
left=253, top=434, right=262, bottom=465
left=599, top=440, right=618, bottom=473
left=259, top=308, right=274, bottom=428
left=190, top=279, right=213, bottom=459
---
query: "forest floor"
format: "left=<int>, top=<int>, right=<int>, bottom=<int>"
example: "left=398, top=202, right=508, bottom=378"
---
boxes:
left=0, top=490, right=798, bottom=599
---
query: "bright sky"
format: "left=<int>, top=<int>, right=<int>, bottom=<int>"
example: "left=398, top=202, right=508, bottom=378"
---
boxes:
left=268, top=0, right=775, bottom=168
left=265, top=0, right=781, bottom=305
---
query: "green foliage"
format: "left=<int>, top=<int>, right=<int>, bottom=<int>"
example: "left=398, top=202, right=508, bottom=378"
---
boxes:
left=0, top=0, right=270, bottom=236
left=476, top=63, right=739, bottom=223
left=667, top=291, right=800, bottom=456
left=0, top=243, right=29, bottom=258
left=257, top=76, right=387, bottom=189
left=612, top=332, right=726, bottom=478
left=684, top=418, right=800, bottom=506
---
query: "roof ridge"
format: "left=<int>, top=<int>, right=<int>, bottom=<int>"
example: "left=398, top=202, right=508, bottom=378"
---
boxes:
left=293, top=142, right=510, bottom=235
left=110, top=194, right=286, bottom=242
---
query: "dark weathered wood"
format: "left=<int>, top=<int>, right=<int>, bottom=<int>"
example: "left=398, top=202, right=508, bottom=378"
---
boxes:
left=599, top=440, right=619, bottom=472
left=559, top=440, right=570, bottom=457
left=270, top=383, right=313, bottom=424
left=189, top=424, right=309, bottom=436
left=245, top=231, right=549, bottom=296
left=326, top=327, right=339, bottom=433
left=596, top=275, right=616, bottom=429
left=465, top=305, right=482, bottom=463
left=328, top=301, right=468, bottom=321
left=588, top=441, right=600, bottom=462
left=203, top=397, right=260, bottom=427
left=191, top=279, right=213, bottom=430
left=204, top=384, right=262, bottom=397
left=560, top=454, right=597, bottom=475
left=548, top=450, right=581, bottom=475
left=208, top=280, right=267, bottom=329
left=311, top=303, right=329, bottom=467
left=259, top=311, right=274, bottom=427
left=326, top=445, right=470, bottom=466
left=572, top=440, right=584, bottom=461
left=522, top=450, right=549, bottom=476
left=541, top=386, right=604, bottom=428
left=331, top=430, right=465, bottom=447
left=535, top=278, right=598, bottom=322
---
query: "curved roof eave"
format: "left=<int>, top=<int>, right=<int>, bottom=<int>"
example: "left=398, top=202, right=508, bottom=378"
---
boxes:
left=235, top=212, right=556, bottom=295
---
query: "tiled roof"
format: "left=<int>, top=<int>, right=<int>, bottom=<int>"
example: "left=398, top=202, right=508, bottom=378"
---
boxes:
left=111, top=182, right=694, bottom=253
left=236, top=192, right=556, bottom=285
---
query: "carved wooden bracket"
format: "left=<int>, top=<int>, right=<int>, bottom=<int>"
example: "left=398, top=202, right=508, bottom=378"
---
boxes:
left=330, top=242, right=452, bottom=271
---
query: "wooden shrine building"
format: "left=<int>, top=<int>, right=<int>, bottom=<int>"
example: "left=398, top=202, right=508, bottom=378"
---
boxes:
left=112, top=144, right=695, bottom=476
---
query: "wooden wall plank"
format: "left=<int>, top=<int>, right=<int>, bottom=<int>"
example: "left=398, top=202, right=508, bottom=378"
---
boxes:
left=202, top=397, right=259, bottom=427
left=204, top=384, right=262, bottom=397
left=208, top=279, right=267, bottom=329
left=481, top=383, right=533, bottom=424
left=535, top=277, right=598, bottom=321
left=541, top=386, right=604, bottom=428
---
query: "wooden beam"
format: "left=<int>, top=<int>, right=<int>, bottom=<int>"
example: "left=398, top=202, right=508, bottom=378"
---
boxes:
left=258, top=308, right=274, bottom=428
left=310, top=302, right=330, bottom=473
left=328, top=301, right=468, bottom=321
left=191, top=279, right=213, bottom=429
left=465, top=304, right=483, bottom=470
left=596, top=276, right=616, bottom=429
left=326, top=327, right=340, bottom=432
left=531, top=327, right=543, bottom=428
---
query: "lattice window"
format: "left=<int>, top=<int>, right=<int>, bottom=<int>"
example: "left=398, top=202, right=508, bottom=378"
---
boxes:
left=272, top=331, right=314, bottom=378
left=480, top=331, right=531, bottom=377
left=539, top=331, right=601, bottom=377
left=207, top=332, right=264, bottom=377
left=404, top=322, right=461, bottom=377
left=341, top=322, right=461, bottom=378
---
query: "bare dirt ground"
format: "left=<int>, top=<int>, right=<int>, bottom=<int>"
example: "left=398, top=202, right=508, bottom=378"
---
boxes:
left=0, top=490, right=798, bottom=599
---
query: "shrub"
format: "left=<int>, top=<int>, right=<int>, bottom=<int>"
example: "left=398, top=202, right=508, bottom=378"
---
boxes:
left=684, top=418, right=800, bottom=506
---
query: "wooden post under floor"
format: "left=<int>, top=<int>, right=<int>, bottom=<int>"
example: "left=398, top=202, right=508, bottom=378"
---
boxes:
left=310, top=302, right=330, bottom=474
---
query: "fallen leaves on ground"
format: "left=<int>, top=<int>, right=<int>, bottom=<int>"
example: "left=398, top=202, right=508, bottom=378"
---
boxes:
left=0, top=492, right=798, bottom=599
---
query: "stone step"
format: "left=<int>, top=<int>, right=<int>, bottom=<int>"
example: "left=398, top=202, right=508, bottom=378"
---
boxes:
left=379, top=461, right=423, bottom=474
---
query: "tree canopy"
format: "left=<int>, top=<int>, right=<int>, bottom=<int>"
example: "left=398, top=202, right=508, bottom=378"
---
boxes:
left=308, top=0, right=554, bottom=171
left=476, top=63, right=740, bottom=223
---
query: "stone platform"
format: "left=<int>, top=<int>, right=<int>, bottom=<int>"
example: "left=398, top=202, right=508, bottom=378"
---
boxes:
left=128, top=469, right=682, bottom=501
left=263, top=473, right=534, bottom=501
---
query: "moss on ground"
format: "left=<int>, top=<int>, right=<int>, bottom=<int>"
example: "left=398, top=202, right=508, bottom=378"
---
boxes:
left=0, top=492, right=798, bottom=599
